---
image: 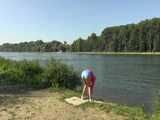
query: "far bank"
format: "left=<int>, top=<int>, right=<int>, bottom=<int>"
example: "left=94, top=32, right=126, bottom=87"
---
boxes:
left=74, top=52, right=160, bottom=55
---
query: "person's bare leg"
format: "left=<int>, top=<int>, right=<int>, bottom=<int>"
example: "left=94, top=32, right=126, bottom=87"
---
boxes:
left=88, top=87, right=92, bottom=102
left=81, top=84, right=86, bottom=100
left=91, top=86, right=93, bottom=101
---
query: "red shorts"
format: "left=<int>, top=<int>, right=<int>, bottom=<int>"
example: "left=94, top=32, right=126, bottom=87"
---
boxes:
left=85, top=75, right=96, bottom=94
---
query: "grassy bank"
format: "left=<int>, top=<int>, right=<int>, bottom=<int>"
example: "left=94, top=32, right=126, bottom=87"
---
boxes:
left=61, top=88, right=160, bottom=120
left=0, top=89, right=128, bottom=120
left=0, top=87, right=159, bottom=120
left=60, top=89, right=149, bottom=120
left=0, top=57, right=81, bottom=89
left=151, top=97, right=160, bottom=120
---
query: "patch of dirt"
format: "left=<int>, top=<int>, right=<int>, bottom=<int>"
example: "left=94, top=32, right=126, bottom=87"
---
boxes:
left=0, top=89, right=127, bottom=120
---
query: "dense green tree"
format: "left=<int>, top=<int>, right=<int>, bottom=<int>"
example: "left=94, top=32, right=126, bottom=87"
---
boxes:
left=71, top=38, right=85, bottom=52
left=0, top=40, right=66, bottom=52
left=71, top=18, right=160, bottom=52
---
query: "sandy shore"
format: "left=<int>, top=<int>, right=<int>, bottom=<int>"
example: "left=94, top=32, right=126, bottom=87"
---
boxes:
left=0, top=89, right=127, bottom=120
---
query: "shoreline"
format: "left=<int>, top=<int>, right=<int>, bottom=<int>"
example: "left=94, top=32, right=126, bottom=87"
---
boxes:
left=0, top=88, right=149, bottom=120
left=0, top=51, right=160, bottom=55
left=75, top=52, right=160, bottom=55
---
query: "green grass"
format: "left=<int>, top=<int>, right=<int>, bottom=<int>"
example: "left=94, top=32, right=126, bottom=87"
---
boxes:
left=49, top=88, right=148, bottom=120
left=44, top=59, right=81, bottom=89
left=151, top=97, right=160, bottom=120
left=79, top=102, right=149, bottom=120
left=0, top=57, right=81, bottom=89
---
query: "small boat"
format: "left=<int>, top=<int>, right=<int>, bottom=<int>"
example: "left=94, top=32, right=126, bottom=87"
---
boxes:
left=57, top=50, right=63, bottom=53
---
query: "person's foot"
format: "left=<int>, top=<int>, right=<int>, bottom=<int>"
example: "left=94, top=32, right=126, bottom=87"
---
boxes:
left=89, top=99, right=92, bottom=102
left=81, top=96, right=84, bottom=100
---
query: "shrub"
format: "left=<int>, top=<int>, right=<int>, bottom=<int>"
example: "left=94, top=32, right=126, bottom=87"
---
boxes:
left=44, top=59, right=81, bottom=89
left=151, top=97, right=160, bottom=120
left=0, top=58, right=21, bottom=85
left=0, top=59, right=44, bottom=87
left=18, top=60, right=44, bottom=87
left=0, top=57, right=81, bottom=89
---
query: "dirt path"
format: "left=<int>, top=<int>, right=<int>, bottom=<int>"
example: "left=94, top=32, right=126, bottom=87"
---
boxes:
left=0, top=89, right=127, bottom=120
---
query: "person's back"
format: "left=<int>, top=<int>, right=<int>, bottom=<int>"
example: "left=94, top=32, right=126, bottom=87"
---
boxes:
left=81, top=69, right=96, bottom=101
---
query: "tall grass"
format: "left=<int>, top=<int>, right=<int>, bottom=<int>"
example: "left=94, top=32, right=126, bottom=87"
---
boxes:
left=151, top=97, right=160, bottom=120
left=0, top=57, right=81, bottom=89
left=44, top=59, right=81, bottom=89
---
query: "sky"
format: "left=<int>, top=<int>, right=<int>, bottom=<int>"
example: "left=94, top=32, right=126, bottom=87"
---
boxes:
left=0, top=0, right=160, bottom=45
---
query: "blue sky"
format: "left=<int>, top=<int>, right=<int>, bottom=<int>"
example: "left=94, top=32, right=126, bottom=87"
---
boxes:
left=0, top=0, right=159, bottom=45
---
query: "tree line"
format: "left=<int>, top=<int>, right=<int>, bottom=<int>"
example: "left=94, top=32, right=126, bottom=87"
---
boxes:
left=71, top=18, right=160, bottom=52
left=0, top=40, right=70, bottom=52
left=0, top=18, right=160, bottom=52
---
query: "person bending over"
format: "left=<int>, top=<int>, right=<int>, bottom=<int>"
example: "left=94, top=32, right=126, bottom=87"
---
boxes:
left=81, top=69, right=96, bottom=102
